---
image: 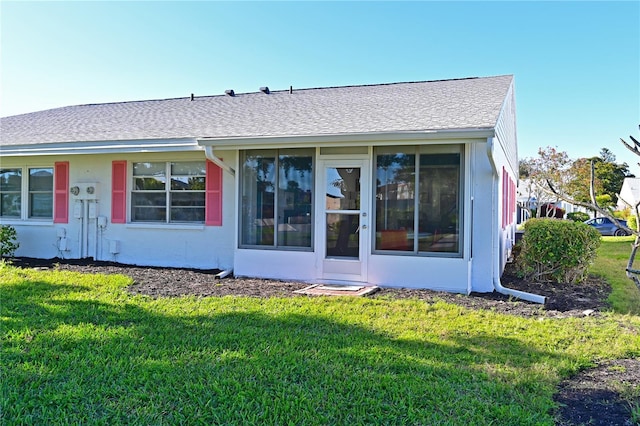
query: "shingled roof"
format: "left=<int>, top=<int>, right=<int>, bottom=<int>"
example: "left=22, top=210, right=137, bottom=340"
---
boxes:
left=1, top=75, right=513, bottom=147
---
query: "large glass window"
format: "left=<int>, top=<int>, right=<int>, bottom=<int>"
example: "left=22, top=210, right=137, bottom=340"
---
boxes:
left=375, top=145, right=462, bottom=255
left=241, top=149, right=313, bottom=248
left=131, top=161, right=205, bottom=223
left=375, top=152, right=416, bottom=251
left=0, top=167, right=53, bottom=219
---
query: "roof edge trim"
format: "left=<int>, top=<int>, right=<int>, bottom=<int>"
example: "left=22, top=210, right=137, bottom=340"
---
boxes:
left=0, top=138, right=200, bottom=157
left=197, top=129, right=495, bottom=148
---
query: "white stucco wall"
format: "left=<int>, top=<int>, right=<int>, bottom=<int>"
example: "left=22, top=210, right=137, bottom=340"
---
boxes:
left=469, top=142, right=496, bottom=293
left=1, top=150, right=236, bottom=270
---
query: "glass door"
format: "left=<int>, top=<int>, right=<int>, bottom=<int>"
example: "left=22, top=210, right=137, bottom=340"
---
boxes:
left=318, top=159, right=369, bottom=282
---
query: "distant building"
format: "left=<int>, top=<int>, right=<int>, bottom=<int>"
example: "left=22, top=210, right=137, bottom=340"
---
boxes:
left=618, top=177, right=640, bottom=210
left=517, top=178, right=590, bottom=223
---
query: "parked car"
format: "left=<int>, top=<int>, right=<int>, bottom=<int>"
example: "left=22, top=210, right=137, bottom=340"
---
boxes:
left=584, top=217, right=630, bottom=236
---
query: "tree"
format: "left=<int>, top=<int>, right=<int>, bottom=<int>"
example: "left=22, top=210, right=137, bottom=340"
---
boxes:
left=599, top=147, right=616, bottom=163
left=566, top=149, right=631, bottom=209
left=519, top=146, right=573, bottom=217
left=619, top=128, right=640, bottom=288
left=544, top=127, right=640, bottom=291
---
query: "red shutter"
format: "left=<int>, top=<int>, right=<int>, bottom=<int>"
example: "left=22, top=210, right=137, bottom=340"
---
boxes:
left=502, top=168, right=507, bottom=228
left=511, top=181, right=518, bottom=223
left=111, top=161, right=127, bottom=224
left=53, top=161, right=69, bottom=223
left=205, top=160, right=223, bottom=226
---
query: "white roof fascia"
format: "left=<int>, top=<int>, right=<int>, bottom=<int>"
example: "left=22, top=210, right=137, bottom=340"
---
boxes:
left=197, top=129, right=495, bottom=150
left=0, top=138, right=200, bottom=157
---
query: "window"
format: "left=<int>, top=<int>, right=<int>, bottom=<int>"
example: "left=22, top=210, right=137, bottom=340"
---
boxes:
left=240, top=149, right=313, bottom=248
left=375, top=145, right=463, bottom=255
left=0, top=167, right=54, bottom=219
left=29, top=168, right=54, bottom=218
left=0, top=168, right=22, bottom=217
left=131, top=161, right=206, bottom=223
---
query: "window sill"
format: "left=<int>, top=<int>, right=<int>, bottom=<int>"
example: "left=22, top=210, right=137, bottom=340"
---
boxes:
left=0, top=219, right=54, bottom=226
left=238, top=245, right=313, bottom=252
left=125, top=223, right=205, bottom=231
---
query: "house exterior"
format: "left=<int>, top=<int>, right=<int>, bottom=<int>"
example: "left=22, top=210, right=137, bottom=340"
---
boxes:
left=618, top=177, right=640, bottom=210
left=1, top=75, right=535, bottom=298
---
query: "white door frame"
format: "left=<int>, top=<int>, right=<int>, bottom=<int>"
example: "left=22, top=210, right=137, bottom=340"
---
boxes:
left=316, top=158, right=370, bottom=283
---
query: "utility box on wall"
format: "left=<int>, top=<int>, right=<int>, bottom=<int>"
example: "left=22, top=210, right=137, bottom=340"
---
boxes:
left=70, top=183, right=99, bottom=200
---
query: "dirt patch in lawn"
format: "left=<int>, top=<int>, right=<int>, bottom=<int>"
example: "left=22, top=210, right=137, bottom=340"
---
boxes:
left=7, top=256, right=640, bottom=425
left=554, top=358, right=640, bottom=426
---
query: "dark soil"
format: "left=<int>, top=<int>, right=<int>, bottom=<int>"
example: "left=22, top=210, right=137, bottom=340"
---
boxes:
left=8, top=256, right=640, bottom=425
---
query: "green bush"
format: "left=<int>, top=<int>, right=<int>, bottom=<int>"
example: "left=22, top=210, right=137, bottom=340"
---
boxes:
left=613, top=208, right=630, bottom=220
left=566, top=211, right=590, bottom=222
left=628, top=215, right=637, bottom=232
left=0, top=225, right=19, bottom=258
left=517, top=218, right=601, bottom=283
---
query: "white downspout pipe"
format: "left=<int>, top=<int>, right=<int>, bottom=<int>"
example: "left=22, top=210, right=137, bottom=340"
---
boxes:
left=215, top=269, right=233, bottom=279
left=204, top=146, right=235, bottom=176
left=487, top=138, right=545, bottom=304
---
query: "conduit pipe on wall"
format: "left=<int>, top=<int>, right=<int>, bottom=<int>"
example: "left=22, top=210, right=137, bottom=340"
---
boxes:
left=486, top=138, right=545, bottom=304
left=204, top=146, right=235, bottom=176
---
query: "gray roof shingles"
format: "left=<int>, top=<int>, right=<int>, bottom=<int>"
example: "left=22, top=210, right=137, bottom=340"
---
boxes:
left=0, top=75, right=513, bottom=146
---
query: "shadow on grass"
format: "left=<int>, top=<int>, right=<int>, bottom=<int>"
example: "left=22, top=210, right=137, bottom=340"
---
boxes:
left=2, top=273, right=574, bottom=425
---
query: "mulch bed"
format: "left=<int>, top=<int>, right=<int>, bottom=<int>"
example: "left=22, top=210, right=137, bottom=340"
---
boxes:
left=7, top=256, right=640, bottom=425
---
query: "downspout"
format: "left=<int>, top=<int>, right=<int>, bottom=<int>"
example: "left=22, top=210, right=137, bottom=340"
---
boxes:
left=487, top=138, right=545, bottom=304
left=204, top=146, right=235, bottom=176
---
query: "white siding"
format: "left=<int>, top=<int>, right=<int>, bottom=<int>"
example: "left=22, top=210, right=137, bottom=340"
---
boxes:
left=494, top=80, right=518, bottom=176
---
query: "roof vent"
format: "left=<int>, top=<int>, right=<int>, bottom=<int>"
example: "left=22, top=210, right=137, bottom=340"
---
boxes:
left=190, top=93, right=194, bottom=101
left=225, top=89, right=235, bottom=97
left=259, top=86, right=270, bottom=94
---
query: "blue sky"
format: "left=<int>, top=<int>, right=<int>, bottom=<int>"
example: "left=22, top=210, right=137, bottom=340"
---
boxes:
left=1, top=1, right=638, bottom=171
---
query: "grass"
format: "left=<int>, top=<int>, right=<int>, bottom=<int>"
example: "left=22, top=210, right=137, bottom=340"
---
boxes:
left=591, top=236, right=640, bottom=314
left=2, top=240, right=640, bottom=425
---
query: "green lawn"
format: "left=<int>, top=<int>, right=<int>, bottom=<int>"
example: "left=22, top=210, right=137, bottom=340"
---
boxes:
left=592, top=236, right=640, bottom=314
left=2, top=239, right=639, bottom=425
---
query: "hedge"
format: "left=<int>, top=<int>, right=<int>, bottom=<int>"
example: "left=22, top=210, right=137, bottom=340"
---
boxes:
left=517, top=218, right=601, bottom=283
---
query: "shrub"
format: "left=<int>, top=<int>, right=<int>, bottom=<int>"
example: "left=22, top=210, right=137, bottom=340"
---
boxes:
left=517, top=218, right=601, bottom=283
left=0, top=225, right=19, bottom=258
left=629, top=215, right=638, bottom=232
left=613, top=208, right=630, bottom=220
left=566, top=211, right=590, bottom=222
